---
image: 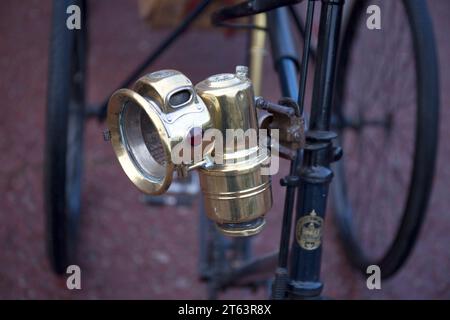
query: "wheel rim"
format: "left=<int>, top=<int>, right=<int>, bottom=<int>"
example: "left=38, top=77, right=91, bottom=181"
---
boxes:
left=332, top=0, right=431, bottom=271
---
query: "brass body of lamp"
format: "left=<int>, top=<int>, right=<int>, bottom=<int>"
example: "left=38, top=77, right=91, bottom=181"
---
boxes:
left=107, top=67, right=272, bottom=236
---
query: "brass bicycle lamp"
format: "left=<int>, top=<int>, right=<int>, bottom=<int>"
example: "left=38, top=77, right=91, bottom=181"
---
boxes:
left=107, top=67, right=272, bottom=236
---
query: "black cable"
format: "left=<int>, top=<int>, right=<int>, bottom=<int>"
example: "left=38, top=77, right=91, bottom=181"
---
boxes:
left=297, top=0, right=315, bottom=115
left=288, top=5, right=317, bottom=62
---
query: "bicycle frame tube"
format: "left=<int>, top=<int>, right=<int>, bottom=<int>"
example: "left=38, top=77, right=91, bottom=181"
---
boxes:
left=266, top=7, right=301, bottom=299
left=288, top=0, right=344, bottom=299
left=267, top=8, right=299, bottom=99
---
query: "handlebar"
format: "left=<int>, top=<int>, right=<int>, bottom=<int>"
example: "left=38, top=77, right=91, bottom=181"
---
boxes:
left=211, top=0, right=304, bottom=25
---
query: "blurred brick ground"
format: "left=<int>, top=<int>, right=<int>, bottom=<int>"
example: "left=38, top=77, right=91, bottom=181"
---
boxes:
left=0, top=0, right=449, bottom=299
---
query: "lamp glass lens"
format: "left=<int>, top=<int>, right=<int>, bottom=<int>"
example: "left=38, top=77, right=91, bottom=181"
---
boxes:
left=120, top=101, right=166, bottom=182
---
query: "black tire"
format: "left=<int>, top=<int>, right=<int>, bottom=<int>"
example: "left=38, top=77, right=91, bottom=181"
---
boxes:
left=332, top=0, right=439, bottom=278
left=45, top=0, right=88, bottom=275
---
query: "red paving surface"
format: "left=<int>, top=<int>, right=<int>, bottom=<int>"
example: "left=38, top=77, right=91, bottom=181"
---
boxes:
left=0, top=0, right=449, bottom=299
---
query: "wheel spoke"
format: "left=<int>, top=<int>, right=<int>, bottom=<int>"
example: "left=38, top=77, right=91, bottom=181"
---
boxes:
left=332, top=0, right=431, bottom=264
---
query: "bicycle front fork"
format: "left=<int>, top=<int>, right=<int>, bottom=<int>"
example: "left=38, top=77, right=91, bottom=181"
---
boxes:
left=287, top=0, right=345, bottom=299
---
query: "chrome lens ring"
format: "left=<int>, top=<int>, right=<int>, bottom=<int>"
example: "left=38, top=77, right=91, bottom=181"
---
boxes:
left=107, top=89, right=174, bottom=195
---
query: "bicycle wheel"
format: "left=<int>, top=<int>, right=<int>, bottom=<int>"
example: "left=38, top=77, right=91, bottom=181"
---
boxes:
left=45, top=0, right=88, bottom=274
left=332, top=0, right=439, bottom=278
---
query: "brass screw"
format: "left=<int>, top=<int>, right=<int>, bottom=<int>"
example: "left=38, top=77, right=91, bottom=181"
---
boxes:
left=236, top=65, right=249, bottom=79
